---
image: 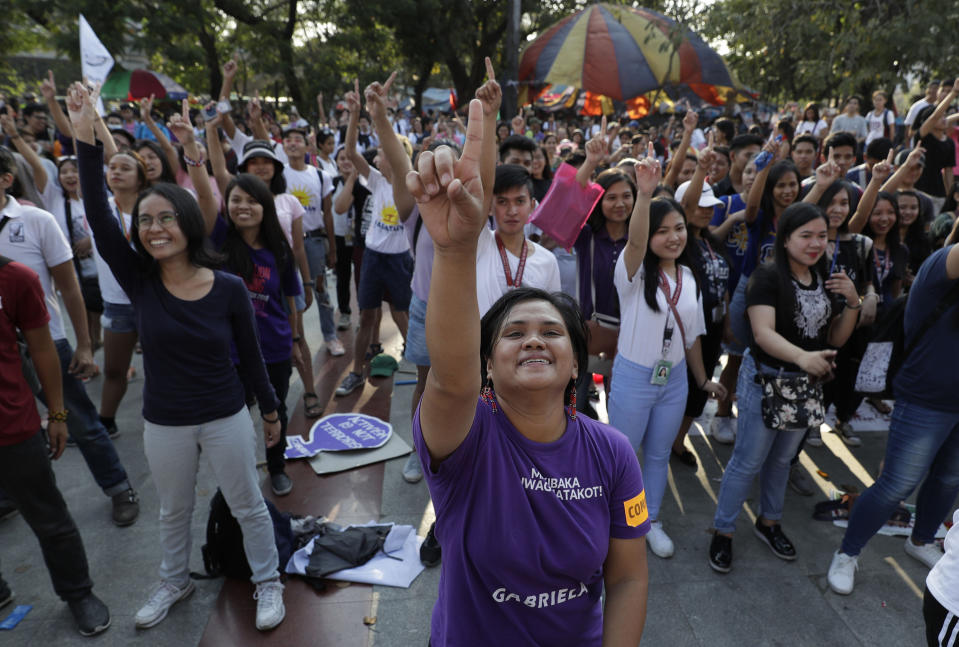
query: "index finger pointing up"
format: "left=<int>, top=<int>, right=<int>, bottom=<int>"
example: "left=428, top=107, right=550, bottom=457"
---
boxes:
left=647, top=141, right=655, bottom=159
left=600, top=115, right=607, bottom=137
left=181, top=98, right=190, bottom=122
left=383, top=71, right=397, bottom=94
left=457, top=99, right=485, bottom=176
left=885, top=148, right=894, bottom=165
left=485, top=56, right=495, bottom=81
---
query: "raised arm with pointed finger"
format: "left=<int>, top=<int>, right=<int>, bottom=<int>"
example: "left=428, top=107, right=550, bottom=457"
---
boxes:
left=663, top=110, right=698, bottom=189
left=681, top=131, right=716, bottom=217
left=366, top=72, right=414, bottom=221
left=919, top=78, right=959, bottom=139
left=880, top=145, right=925, bottom=195
left=576, top=115, right=608, bottom=188
left=40, top=70, right=74, bottom=142
left=743, top=137, right=786, bottom=225
left=167, top=100, right=218, bottom=234
left=622, top=143, right=660, bottom=279
left=802, top=157, right=842, bottom=205
left=345, top=80, right=371, bottom=179
left=2, top=109, right=48, bottom=193
left=204, top=110, right=233, bottom=198
left=408, top=99, right=486, bottom=462
left=475, top=57, right=502, bottom=216
left=847, top=149, right=894, bottom=234
left=140, top=94, right=180, bottom=174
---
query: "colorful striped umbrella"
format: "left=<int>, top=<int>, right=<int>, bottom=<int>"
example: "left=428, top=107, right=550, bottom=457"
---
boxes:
left=100, top=68, right=189, bottom=101
left=519, top=4, right=753, bottom=104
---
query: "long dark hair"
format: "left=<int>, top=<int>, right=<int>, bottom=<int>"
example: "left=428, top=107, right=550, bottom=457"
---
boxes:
left=587, top=169, right=636, bottom=233
left=643, top=198, right=700, bottom=312
left=221, top=174, right=293, bottom=283
left=770, top=202, right=829, bottom=313
left=817, top=180, right=860, bottom=233
left=757, top=161, right=800, bottom=263
left=896, top=190, right=932, bottom=267
left=480, top=287, right=589, bottom=401
left=863, top=191, right=903, bottom=252
left=136, top=140, right=177, bottom=184
left=131, top=183, right=225, bottom=274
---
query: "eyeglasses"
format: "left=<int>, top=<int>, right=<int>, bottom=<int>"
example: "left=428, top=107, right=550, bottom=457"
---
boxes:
left=136, top=212, right=178, bottom=229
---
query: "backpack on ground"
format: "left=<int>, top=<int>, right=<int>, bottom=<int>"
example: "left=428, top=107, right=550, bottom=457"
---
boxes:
left=195, top=489, right=294, bottom=580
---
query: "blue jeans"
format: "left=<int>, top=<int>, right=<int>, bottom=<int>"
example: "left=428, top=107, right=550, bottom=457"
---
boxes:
left=303, top=235, right=336, bottom=342
left=841, top=400, right=959, bottom=555
left=608, top=354, right=688, bottom=521
left=41, top=339, right=131, bottom=496
left=713, top=352, right=807, bottom=533
left=727, top=278, right=750, bottom=355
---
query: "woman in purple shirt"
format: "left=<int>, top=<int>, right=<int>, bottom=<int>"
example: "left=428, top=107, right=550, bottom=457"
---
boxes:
left=407, top=100, right=650, bottom=646
left=68, top=84, right=286, bottom=633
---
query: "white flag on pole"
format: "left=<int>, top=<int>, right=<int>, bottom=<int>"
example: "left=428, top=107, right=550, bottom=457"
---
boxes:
left=79, top=14, right=114, bottom=114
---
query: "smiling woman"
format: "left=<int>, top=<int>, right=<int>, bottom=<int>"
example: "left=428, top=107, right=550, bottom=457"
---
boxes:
left=409, top=99, right=650, bottom=646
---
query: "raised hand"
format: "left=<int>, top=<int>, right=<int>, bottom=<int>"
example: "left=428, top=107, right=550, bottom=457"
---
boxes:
left=364, top=71, right=396, bottom=122
left=584, top=115, right=609, bottom=166
left=683, top=108, right=698, bottom=133
left=248, top=94, right=262, bottom=122
left=140, top=94, right=155, bottom=123
left=405, top=99, right=485, bottom=251
left=511, top=109, right=525, bottom=135
left=345, top=79, right=362, bottom=114
left=905, top=145, right=925, bottom=170
left=66, top=82, right=97, bottom=140
left=0, top=109, right=16, bottom=138
left=223, top=53, right=238, bottom=80
left=871, top=148, right=895, bottom=183
left=166, top=99, right=195, bottom=144
left=41, top=70, right=56, bottom=101
left=475, top=57, right=502, bottom=118
left=697, top=131, right=717, bottom=172
left=635, top=142, right=662, bottom=196
left=203, top=101, right=223, bottom=129
left=814, top=158, right=842, bottom=187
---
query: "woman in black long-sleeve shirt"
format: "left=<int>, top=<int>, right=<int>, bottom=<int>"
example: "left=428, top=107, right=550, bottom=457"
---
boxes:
left=68, top=84, right=287, bottom=632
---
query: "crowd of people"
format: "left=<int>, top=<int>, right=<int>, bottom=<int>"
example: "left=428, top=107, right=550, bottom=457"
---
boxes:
left=1, top=54, right=958, bottom=645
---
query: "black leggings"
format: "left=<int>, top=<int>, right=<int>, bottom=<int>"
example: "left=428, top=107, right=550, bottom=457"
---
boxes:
left=925, top=586, right=959, bottom=647
left=242, top=359, right=292, bottom=475
left=335, top=236, right=357, bottom=314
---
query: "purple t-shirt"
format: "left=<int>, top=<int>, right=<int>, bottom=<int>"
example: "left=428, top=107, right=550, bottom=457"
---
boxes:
left=211, top=218, right=301, bottom=364
left=413, top=398, right=650, bottom=646
left=403, top=205, right=434, bottom=302
left=573, top=226, right=626, bottom=320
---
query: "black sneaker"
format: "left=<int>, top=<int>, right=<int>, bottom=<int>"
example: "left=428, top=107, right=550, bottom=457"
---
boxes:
left=270, top=472, right=293, bottom=496
left=112, top=488, right=140, bottom=527
left=0, top=578, right=12, bottom=610
left=708, top=532, right=732, bottom=573
left=420, top=522, right=441, bottom=567
left=68, top=592, right=111, bottom=637
left=753, top=519, right=797, bottom=561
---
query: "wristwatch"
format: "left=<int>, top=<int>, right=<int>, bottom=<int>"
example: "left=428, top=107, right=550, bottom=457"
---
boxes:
left=845, top=295, right=864, bottom=310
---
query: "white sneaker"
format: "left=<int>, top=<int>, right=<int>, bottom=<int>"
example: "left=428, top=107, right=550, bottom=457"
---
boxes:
left=337, top=312, right=351, bottom=330
left=904, top=538, right=944, bottom=568
left=827, top=551, right=858, bottom=595
left=402, top=453, right=423, bottom=483
left=805, top=427, right=823, bottom=448
left=646, top=520, right=675, bottom=558
left=254, top=579, right=285, bottom=631
left=327, top=338, right=346, bottom=357
left=711, top=416, right=736, bottom=444
left=135, top=580, right=195, bottom=628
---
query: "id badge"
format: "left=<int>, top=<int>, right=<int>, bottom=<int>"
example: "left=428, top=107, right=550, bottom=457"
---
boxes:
left=650, top=359, right=673, bottom=385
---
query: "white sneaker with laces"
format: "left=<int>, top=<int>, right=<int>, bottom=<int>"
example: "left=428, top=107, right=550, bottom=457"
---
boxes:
left=402, top=453, right=423, bottom=483
left=254, top=579, right=285, bottom=631
left=327, top=338, right=346, bottom=357
left=646, top=520, right=675, bottom=558
left=711, top=416, right=736, bottom=444
left=135, top=580, right=195, bottom=628
left=904, top=538, right=944, bottom=569
left=827, top=551, right=858, bottom=595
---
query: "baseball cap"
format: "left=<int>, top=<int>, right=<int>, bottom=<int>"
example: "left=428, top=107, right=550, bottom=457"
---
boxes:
left=369, top=354, right=399, bottom=378
left=675, top=180, right=722, bottom=208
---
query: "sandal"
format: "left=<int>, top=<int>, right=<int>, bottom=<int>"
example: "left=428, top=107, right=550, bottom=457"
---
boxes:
left=866, top=397, right=892, bottom=415
left=303, top=392, right=323, bottom=418
left=671, top=447, right=697, bottom=468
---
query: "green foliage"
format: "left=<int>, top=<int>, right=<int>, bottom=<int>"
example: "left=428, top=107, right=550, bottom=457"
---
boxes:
left=702, top=0, right=959, bottom=103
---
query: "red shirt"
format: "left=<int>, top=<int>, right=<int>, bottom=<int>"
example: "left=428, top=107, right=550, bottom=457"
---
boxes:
left=0, top=260, right=50, bottom=445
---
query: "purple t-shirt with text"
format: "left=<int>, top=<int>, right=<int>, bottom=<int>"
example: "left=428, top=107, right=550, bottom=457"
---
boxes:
left=413, top=398, right=650, bottom=646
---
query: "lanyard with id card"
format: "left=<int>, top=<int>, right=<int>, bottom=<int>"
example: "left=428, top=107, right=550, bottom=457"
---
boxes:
left=651, top=269, right=686, bottom=386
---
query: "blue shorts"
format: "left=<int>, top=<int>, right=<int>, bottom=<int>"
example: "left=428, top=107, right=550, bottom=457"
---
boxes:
left=101, top=301, right=136, bottom=334
left=403, top=293, right=430, bottom=366
left=357, top=248, right=413, bottom=311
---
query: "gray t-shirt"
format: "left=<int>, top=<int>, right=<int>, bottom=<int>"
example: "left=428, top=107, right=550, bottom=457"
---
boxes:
left=830, top=114, right=868, bottom=140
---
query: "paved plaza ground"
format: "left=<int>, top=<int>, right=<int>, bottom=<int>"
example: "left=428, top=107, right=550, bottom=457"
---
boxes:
left=0, top=306, right=945, bottom=646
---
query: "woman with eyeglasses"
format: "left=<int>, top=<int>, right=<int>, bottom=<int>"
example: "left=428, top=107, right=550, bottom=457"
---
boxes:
left=69, top=85, right=287, bottom=632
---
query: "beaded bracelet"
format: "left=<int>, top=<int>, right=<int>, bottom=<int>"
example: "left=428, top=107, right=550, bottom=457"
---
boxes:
left=183, top=154, right=205, bottom=168
left=49, top=409, right=69, bottom=423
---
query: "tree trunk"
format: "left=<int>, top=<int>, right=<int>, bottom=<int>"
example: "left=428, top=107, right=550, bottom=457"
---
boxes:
left=413, top=60, right=432, bottom=117
left=197, top=25, right=222, bottom=99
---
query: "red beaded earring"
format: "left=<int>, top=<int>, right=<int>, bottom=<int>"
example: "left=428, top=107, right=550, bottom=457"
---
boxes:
left=567, top=388, right=577, bottom=420
left=481, top=382, right=498, bottom=413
